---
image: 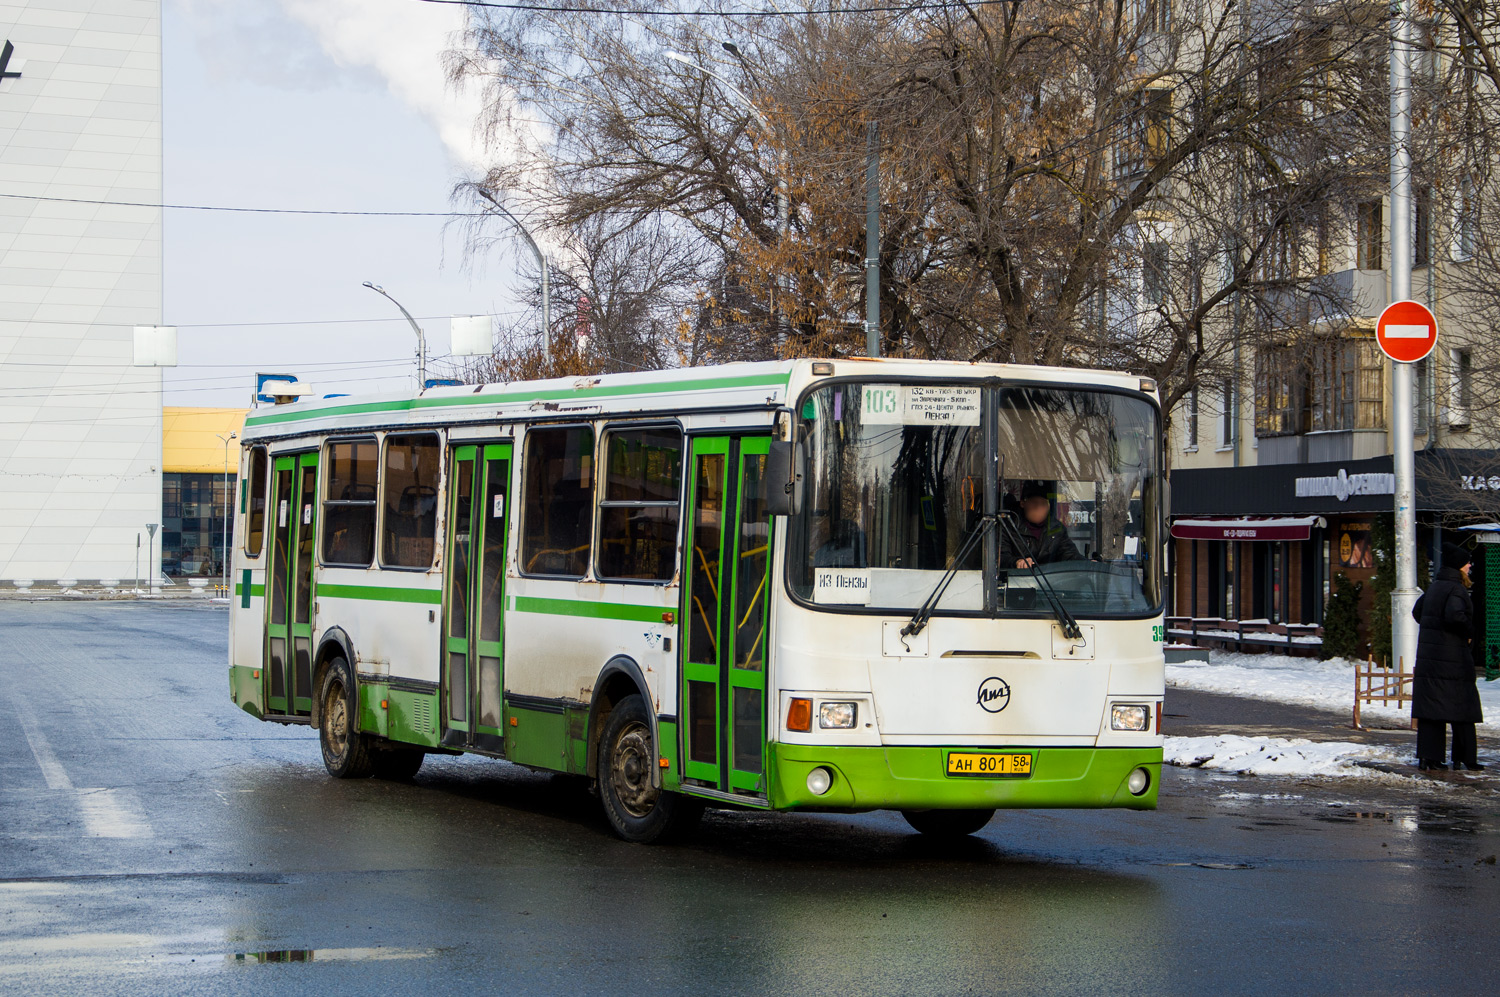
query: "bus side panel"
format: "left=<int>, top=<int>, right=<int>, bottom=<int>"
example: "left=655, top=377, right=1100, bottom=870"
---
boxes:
left=502, top=576, right=677, bottom=772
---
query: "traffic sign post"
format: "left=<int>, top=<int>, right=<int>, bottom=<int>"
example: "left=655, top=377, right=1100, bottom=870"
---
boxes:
left=1378, top=299, right=1435, bottom=674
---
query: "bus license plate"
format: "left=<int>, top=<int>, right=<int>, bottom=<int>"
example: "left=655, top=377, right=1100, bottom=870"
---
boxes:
left=946, top=752, right=1032, bottom=777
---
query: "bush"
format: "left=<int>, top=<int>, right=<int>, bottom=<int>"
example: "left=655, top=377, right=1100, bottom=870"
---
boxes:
left=1322, top=572, right=1363, bottom=662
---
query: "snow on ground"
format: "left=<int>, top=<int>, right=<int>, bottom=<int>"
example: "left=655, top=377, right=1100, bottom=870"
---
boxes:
left=1163, top=735, right=1406, bottom=778
left=1166, top=651, right=1500, bottom=733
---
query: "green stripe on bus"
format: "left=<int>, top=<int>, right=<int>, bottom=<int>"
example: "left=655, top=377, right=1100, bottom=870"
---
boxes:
left=234, top=580, right=265, bottom=599
left=242, top=371, right=791, bottom=428
left=512, top=596, right=665, bottom=624
left=316, top=583, right=443, bottom=605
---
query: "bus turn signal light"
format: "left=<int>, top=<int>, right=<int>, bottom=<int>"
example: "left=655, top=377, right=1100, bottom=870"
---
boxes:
left=787, top=698, right=813, bottom=732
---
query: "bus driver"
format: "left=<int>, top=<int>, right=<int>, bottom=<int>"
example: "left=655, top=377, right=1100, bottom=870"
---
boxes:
left=1001, top=480, right=1083, bottom=569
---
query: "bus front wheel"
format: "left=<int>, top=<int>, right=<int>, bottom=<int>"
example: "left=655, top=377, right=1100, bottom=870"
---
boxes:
left=598, top=694, right=702, bottom=843
left=902, top=808, right=995, bottom=837
left=318, top=657, right=373, bottom=779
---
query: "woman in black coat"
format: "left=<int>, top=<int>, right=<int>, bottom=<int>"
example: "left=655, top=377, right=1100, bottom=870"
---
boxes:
left=1411, top=543, right=1485, bottom=771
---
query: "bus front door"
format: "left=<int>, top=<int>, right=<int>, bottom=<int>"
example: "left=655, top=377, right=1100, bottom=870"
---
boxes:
left=441, top=443, right=512, bottom=753
left=682, top=435, right=772, bottom=798
left=264, top=451, right=318, bottom=717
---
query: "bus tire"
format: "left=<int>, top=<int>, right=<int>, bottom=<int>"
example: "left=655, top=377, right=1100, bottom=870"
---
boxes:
left=371, top=746, right=424, bottom=781
left=318, top=657, right=373, bottom=779
left=901, top=808, right=995, bottom=837
left=598, top=694, right=702, bottom=843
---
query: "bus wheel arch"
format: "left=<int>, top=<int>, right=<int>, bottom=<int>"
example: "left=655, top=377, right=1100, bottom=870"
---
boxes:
left=585, top=656, right=654, bottom=782
left=310, top=628, right=356, bottom=729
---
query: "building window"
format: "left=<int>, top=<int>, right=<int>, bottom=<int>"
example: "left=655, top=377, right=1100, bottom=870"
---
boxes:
left=322, top=439, right=378, bottom=566
left=1143, top=242, right=1169, bottom=306
left=521, top=426, right=595, bottom=577
left=1415, top=355, right=1431, bottom=430
left=1357, top=200, right=1383, bottom=270
left=380, top=433, right=440, bottom=569
left=1258, top=339, right=1384, bottom=437
left=1414, top=186, right=1431, bottom=267
left=245, top=447, right=267, bottom=557
left=1455, top=176, right=1476, bottom=260
left=597, top=427, right=683, bottom=581
left=1448, top=348, right=1472, bottom=429
left=1140, top=0, right=1171, bottom=34
left=1184, top=388, right=1199, bottom=450
left=161, top=472, right=233, bottom=578
left=1117, top=89, right=1171, bottom=176
left=1218, top=380, right=1235, bottom=448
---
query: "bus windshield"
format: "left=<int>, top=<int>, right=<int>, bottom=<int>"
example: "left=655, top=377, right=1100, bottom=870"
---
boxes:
left=788, top=381, right=1160, bottom=617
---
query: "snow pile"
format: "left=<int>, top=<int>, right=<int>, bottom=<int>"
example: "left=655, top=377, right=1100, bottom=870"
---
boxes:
left=1164, top=735, right=1406, bottom=778
left=1166, top=651, right=1500, bottom=733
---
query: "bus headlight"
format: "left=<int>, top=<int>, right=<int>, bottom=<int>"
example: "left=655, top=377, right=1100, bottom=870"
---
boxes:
left=1111, top=704, right=1149, bottom=731
left=806, top=767, right=833, bottom=795
left=1127, top=767, right=1151, bottom=796
left=818, top=702, right=857, bottom=729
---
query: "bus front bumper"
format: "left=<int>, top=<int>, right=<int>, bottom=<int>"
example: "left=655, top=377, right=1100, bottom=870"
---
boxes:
left=766, top=744, right=1161, bottom=812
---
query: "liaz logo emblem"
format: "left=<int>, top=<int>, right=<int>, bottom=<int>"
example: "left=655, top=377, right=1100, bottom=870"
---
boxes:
left=976, top=677, right=1011, bottom=713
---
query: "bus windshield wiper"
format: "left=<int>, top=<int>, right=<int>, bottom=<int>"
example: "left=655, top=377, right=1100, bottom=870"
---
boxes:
left=997, top=513, right=1084, bottom=641
left=900, top=514, right=996, bottom=641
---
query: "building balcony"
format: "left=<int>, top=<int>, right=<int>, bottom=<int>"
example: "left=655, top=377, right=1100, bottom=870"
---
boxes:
left=1258, top=269, right=1388, bottom=331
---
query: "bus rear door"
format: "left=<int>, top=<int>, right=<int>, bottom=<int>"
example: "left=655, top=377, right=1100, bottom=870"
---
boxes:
left=441, top=443, right=512, bottom=753
left=264, top=451, right=318, bottom=717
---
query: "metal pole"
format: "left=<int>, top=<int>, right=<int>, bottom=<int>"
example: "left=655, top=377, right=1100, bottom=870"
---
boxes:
left=135, top=533, right=140, bottom=594
left=865, top=121, right=881, bottom=358
left=219, top=432, right=235, bottom=599
left=473, top=190, right=551, bottom=361
left=362, top=282, right=426, bottom=387
left=1390, top=4, right=1419, bottom=671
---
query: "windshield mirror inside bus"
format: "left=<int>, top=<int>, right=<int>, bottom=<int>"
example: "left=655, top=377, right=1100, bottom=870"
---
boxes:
left=788, top=382, right=1160, bottom=618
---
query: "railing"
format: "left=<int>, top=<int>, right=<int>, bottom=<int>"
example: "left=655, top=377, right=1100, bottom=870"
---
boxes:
left=1352, top=655, right=1415, bottom=730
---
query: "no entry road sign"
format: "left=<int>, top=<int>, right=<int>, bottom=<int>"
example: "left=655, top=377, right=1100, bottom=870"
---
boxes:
left=1376, top=299, right=1438, bottom=363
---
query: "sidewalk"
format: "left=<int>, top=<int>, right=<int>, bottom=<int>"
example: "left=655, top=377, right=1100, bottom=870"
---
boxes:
left=1164, top=686, right=1497, bottom=787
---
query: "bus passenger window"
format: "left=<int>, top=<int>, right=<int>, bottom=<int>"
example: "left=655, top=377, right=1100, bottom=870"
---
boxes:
left=597, top=428, right=682, bottom=581
left=521, top=426, right=594, bottom=577
left=380, top=433, right=439, bottom=569
left=322, top=439, right=377, bottom=566
left=245, top=446, right=268, bottom=557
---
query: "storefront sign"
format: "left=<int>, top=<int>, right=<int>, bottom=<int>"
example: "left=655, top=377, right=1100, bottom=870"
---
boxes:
left=1170, top=517, right=1323, bottom=541
left=1459, top=475, right=1500, bottom=492
left=1294, top=468, right=1395, bottom=502
left=1337, top=521, right=1374, bottom=568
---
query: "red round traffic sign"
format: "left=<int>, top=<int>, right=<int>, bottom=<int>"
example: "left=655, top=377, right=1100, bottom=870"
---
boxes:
left=1376, top=299, right=1438, bottom=363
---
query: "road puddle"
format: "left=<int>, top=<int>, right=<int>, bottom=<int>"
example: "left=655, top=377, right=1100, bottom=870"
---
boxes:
left=224, top=946, right=436, bottom=965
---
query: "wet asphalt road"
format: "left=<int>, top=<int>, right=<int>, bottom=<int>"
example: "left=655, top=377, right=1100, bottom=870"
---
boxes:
left=1, top=602, right=1496, bottom=996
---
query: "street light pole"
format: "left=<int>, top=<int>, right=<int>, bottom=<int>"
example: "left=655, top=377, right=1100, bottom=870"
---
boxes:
left=362, top=282, right=427, bottom=388
left=217, top=431, right=236, bottom=600
left=473, top=189, right=552, bottom=361
left=1389, top=2, right=1419, bottom=671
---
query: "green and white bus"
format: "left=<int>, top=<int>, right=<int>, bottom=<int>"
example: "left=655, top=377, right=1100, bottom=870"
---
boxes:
left=229, top=358, right=1165, bottom=841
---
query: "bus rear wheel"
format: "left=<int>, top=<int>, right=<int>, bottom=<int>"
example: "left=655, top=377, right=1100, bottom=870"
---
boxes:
left=318, top=657, right=373, bottom=779
left=902, top=808, right=995, bottom=837
left=598, top=694, right=702, bottom=844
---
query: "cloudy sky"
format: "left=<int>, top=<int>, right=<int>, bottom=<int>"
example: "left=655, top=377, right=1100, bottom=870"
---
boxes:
left=163, top=0, right=531, bottom=406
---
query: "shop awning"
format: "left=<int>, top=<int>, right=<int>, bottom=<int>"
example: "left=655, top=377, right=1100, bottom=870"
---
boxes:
left=1170, top=516, right=1326, bottom=542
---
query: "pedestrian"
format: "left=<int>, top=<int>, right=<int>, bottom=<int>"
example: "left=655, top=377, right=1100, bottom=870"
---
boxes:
left=1411, top=542, right=1485, bottom=771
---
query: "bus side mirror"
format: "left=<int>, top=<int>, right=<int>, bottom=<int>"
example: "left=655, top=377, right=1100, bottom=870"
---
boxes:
left=765, top=440, right=801, bottom=517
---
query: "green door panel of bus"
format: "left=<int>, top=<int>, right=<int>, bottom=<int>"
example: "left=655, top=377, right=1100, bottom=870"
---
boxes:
left=443, top=443, right=512, bottom=749
left=264, top=452, right=318, bottom=717
left=681, top=435, right=772, bottom=797
left=764, top=744, right=1163, bottom=812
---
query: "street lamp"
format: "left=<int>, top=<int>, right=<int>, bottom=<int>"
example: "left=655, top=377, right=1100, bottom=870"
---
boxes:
left=473, top=188, right=552, bottom=361
left=363, top=282, right=427, bottom=388
left=216, top=431, right=236, bottom=600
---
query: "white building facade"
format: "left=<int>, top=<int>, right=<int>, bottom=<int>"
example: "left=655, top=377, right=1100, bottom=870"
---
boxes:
left=0, top=2, right=164, bottom=586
